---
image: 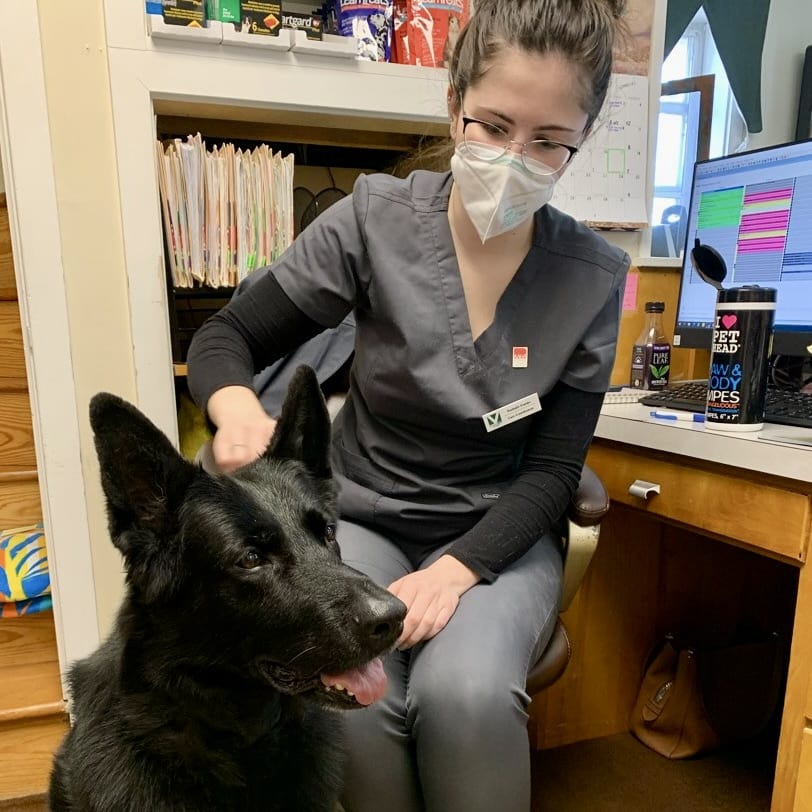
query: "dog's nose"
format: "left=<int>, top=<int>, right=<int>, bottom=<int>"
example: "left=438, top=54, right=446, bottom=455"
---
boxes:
left=358, top=594, right=406, bottom=644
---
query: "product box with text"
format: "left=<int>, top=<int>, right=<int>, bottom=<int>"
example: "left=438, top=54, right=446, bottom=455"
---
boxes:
left=238, top=0, right=282, bottom=34
left=281, top=8, right=323, bottom=40
left=161, top=0, right=207, bottom=27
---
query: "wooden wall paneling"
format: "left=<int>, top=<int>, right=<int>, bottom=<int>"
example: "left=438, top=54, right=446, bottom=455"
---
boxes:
left=0, top=198, right=16, bottom=301
left=0, top=300, right=29, bottom=391
left=0, top=392, right=36, bottom=473
left=530, top=503, right=798, bottom=752
left=611, top=265, right=710, bottom=387
left=0, top=615, right=63, bottom=717
left=0, top=473, right=41, bottom=527
left=0, top=146, right=64, bottom=810
left=656, top=522, right=797, bottom=645
left=0, top=715, right=69, bottom=801
left=0, top=662, right=63, bottom=716
left=0, top=614, right=60, bottom=672
left=795, top=731, right=812, bottom=812
left=0, top=612, right=66, bottom=803
left=530, top=507, right=664, bottom=749
left=774, top=548, right=812, bottom=812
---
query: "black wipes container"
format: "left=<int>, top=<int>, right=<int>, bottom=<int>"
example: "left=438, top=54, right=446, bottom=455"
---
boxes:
left=705, top=285, right=777, bottom=431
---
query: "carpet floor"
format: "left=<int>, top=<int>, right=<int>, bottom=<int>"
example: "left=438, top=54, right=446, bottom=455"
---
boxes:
left=531, top=732, right=776, bottom=811
left=8, top=734, right=775, bottom=811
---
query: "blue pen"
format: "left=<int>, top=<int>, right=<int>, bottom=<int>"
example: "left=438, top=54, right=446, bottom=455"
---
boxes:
left=650, top=410, right=705, bottom=423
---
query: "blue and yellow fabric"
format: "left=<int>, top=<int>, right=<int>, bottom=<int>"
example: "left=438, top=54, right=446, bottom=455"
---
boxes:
left=0, top=524, right=52, bottom=618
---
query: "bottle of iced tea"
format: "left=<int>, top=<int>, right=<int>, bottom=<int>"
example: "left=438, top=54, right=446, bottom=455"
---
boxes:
left=630, top=301, right=671, bottom=390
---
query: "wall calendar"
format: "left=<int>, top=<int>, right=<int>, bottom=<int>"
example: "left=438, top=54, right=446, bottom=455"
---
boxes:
left=552, top=73, right=650, bottom=229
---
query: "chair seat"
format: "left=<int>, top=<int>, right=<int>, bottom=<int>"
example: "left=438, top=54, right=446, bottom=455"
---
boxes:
left=526, top=619, right=572, bottom=696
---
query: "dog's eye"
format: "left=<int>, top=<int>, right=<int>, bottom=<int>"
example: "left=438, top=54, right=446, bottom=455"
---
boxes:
left=238, top=550, right=262, bottom=570
left=324, top=524, right=337, bottom=545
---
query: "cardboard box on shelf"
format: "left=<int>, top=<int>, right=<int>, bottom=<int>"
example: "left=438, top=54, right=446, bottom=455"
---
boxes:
left=238, top=0, right=282, bottom=35
left=161, top=0, right=207, bottom=27
left=217, top=0, right=241, bottom=24
left=281, top=9, right=323, bottom=40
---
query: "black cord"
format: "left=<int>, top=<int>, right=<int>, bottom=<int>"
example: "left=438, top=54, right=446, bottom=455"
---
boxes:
left=769, top=354, right=810, bottom=391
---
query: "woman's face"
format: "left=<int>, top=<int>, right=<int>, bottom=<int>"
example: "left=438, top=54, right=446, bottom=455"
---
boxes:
left=449, top=47, right=590, bottom=178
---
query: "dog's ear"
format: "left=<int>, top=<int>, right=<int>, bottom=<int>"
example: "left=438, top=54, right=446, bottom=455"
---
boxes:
left=265, top=365, right=331, bottom=479
left=90, top=393, right=197, bottom=599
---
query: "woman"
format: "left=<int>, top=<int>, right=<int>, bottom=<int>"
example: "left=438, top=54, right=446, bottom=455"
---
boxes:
left=187, top=1, right=629, bottom=809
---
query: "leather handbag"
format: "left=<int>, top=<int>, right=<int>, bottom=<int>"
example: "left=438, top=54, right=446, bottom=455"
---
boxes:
left=629, top=633, right=784, bottom=759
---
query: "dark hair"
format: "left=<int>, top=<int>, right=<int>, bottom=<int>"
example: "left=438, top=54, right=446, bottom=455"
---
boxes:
left=448, top=0, right=628, bottom=132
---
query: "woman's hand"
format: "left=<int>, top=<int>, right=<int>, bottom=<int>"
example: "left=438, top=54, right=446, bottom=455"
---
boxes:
left=207, top=385, right=277, bottom=473
left=388, top=555, right=480, bottom=649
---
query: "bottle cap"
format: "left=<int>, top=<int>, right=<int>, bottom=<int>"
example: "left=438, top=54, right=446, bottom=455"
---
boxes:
left=717, top=286, right=777, bottom=304
left=644, top=301, right=665, bottom=313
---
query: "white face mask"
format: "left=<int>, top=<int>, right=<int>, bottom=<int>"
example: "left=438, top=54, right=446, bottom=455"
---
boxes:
left=450, top=143, right=557, bottom=243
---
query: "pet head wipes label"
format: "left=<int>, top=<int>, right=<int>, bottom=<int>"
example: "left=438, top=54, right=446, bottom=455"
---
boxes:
left=705, top=294, right=775, bottom=429
left=712, top=313, right=740, bottom=354
left=706, top=313, right=743, bottom=420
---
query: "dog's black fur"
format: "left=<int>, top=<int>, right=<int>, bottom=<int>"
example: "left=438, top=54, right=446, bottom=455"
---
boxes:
left=49, top=366, right=405, bottom=811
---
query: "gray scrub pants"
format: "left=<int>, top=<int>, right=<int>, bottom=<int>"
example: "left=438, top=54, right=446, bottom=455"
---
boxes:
left=337, top=520, right=563, bottom=812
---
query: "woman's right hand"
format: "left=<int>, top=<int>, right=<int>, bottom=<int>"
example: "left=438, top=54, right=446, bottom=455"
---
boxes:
left=207, top=386, right=278, bottom=473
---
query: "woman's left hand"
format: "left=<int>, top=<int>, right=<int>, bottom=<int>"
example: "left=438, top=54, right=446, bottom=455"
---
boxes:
left=388, top=555, right=479, bottom=649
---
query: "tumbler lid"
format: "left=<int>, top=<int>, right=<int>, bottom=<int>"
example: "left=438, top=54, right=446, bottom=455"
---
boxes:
left=717, top=285, right=777, bottom=304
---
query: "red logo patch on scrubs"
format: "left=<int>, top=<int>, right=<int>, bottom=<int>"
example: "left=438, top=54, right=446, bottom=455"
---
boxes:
left=512, top=347, right=528, bottom=368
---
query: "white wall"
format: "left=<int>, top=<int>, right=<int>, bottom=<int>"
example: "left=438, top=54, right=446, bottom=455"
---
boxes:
left=35, top=1, right=136, bottom=639
left=748, top=0, right=812, bottom=149
left=0, top=152, right=4, bottom=193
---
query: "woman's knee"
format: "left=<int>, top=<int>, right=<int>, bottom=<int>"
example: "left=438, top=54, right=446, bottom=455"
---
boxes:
left=407, top=656, right=529, bottom=738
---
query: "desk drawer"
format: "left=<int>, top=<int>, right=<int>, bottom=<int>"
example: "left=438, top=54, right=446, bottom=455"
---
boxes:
left=587, top=441, right=811, bottom=563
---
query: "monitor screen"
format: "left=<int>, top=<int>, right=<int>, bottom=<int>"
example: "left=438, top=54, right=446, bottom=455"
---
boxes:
left=673, top=138, right=812, bottom=357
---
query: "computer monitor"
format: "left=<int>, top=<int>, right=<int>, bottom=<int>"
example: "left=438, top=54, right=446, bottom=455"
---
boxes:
left=673, top=138, right=812, bottom=358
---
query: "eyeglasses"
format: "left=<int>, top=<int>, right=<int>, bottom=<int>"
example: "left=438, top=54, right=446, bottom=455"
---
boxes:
left=461, top=115, right=579, bottom=176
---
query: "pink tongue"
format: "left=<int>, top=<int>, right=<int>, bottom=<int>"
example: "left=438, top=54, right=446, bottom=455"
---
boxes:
left=320, top=658, right=388, bottom=706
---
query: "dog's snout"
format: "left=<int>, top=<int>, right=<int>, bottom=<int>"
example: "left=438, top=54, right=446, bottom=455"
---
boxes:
left=356, top=593, right=406, bottom=645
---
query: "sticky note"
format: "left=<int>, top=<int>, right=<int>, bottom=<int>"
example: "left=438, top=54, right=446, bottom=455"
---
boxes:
left=623, top=272, right=639, bottom=311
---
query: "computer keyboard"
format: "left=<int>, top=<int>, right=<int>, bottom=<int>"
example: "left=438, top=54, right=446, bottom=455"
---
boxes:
left=638, top=381, right=812, bottom=429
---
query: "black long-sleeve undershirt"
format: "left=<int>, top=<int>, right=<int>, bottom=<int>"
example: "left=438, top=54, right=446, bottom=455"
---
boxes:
left=187, top=272, right=605, bottom=581
left=446, top=381, right=603, bottom=581
left=187, top=272, right=325, bottom=414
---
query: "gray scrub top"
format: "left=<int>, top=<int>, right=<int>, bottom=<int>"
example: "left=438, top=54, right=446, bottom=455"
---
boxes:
left=271, top=170, right=629, bottom=548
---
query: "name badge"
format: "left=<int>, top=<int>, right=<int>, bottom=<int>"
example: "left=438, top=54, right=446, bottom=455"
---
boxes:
left=482, top=393, right=542, bottom=432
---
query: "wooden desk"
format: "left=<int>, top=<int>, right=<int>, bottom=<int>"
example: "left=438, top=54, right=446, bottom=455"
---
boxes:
left=530, top=406, right=812, bottom=812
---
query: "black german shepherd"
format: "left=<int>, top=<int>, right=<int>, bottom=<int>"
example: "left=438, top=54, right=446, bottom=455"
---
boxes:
left=49, top=366, right=405, bottom=811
